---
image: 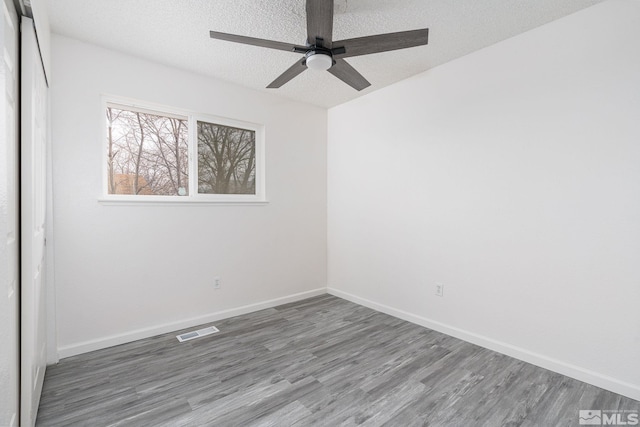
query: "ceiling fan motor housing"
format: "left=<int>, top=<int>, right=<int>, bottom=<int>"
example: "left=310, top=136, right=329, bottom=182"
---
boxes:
left=305, top=50, right=334, bottom=71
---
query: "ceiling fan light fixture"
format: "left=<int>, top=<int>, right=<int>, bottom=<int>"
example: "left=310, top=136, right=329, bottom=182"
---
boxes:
left=306, top=53, right=333, bottom=71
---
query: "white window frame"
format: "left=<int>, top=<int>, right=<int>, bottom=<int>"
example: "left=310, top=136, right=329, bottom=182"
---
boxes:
left=99, top=96, right=266, bottom=205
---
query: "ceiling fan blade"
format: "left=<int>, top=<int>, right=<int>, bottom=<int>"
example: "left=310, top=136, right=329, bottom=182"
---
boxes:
left=328, top=58, right=371, bottom=91
left=306, top=0, right=334, bottom=47
left=267, top=59, right=307, bottom=88
left=333, top=28, right=429, bottom=58
left=210, top=30, right=306, bottom=53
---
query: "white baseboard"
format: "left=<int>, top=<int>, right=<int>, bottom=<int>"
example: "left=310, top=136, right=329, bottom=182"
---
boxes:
left=57, top=288, right=326, bottom=359
left=327, top=287, right=640, bottom=402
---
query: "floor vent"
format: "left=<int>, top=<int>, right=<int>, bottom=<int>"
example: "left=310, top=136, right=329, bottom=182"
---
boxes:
left=176, top=325, right=219, bottom=342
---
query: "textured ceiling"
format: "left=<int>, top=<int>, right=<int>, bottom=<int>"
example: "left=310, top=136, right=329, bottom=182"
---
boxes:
left=47, top=0, right=604, bottom=108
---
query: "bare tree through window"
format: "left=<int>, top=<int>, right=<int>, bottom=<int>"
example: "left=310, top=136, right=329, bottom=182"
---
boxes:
left=197, top=121, right=256, bottom=195
left=106, top=105, right=189, bottom=196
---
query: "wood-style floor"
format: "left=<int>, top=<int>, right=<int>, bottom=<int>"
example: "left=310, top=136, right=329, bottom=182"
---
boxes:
left=37, top=295, right=638, bottom=426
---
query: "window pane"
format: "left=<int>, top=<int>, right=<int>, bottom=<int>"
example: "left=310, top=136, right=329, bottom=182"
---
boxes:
left=197, top=121, right=256, bottom=195
left=106, top=106, right=189, bottom=196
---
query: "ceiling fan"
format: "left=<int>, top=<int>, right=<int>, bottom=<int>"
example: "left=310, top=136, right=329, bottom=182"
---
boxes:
left=209, top=0, right=429, bottom=91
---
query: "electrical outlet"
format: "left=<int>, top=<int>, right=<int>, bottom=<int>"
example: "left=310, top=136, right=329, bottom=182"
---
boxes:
left=214, top=277, right=221, bottom=289
left=435, top=283, right=444, bottom=297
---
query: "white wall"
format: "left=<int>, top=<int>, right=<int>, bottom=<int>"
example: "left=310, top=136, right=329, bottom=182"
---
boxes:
left=50, top=35, right=327, bottom=357
left=328, top=0, right=640, bottom=400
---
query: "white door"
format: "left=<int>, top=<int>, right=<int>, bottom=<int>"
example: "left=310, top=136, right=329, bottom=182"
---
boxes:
left=21, top=16, right=48, bottom=427
left=0, top=0, right=20, bottom=426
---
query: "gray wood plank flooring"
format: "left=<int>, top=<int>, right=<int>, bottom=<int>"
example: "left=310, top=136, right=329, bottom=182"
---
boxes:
left=36, top=295, right=638, bottom=426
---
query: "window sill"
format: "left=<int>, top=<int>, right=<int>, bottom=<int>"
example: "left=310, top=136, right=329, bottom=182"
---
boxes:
left=98, top=197, right=269, bottom=206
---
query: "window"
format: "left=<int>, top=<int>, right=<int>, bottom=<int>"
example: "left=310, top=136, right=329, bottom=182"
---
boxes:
left=104, top=99, right=264, bottom=203
left=197, top=121, right=256, bottom=195
left=106, top=106, right=189, bottom=196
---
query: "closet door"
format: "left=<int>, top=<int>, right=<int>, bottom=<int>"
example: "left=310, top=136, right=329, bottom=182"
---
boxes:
left=21, top=16, right=48, bottom=427
left=0, top=0, right=20, bottom=425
